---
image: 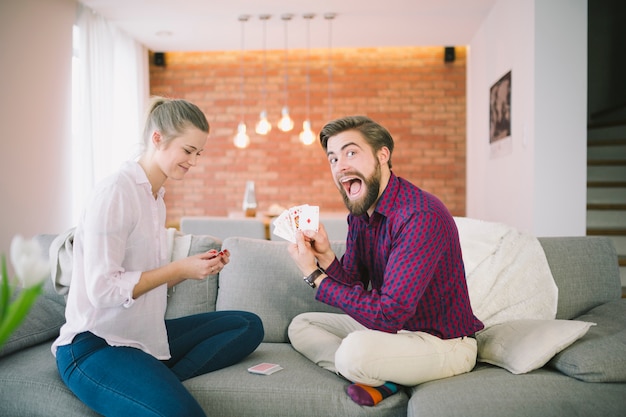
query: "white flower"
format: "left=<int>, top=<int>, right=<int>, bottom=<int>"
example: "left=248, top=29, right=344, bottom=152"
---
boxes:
left=10, top=235, right=49, bottom=288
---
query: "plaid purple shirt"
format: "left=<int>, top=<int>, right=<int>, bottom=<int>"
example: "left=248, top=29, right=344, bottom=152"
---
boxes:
left=318, top=173, right=484, bottom=339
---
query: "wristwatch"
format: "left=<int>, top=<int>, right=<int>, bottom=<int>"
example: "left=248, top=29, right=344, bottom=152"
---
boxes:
left=303, top=268, right=324, bottom=288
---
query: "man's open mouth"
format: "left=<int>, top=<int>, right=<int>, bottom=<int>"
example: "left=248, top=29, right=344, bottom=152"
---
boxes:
left=340, top=176, right=363, bottom=198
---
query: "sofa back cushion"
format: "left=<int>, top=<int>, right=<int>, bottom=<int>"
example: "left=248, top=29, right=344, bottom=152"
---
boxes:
left=216, top=237, right=346, bottom=343
left=165, top=234, right=222, bottom=319
left=216, top=235, right=622, bottom=342
left=538, top=236, right=621, bottom=319
left=0, top=291, right=66, bottom=358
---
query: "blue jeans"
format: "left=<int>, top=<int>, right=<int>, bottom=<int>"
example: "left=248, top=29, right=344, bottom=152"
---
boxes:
left=56, top=311, right=264, bottom=417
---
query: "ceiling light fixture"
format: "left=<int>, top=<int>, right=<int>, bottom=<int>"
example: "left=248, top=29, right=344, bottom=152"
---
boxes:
left=325, top=13, right=336, bottom=121
left=277, top=14, right=294, bottom=132
left=299, top=13, right=316, bottom=145
left=233, top=15, right=250, bottom=149
left=255, top=14, right=272, bottom=135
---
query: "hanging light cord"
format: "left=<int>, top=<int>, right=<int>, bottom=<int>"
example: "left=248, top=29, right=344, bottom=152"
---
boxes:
left=283, top=17, right=289, bottom=106
left=326, top=13, right=335, bottom=120
left=305, top=16, right=311, bottom=121
left=261, top=16, right=268, bottom=111
left=234, top=15, right=250, bottom=149
left=239, top=17, right=246, bottom=120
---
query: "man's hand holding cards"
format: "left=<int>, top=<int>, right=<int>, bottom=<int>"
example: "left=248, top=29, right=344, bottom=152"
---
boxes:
left=272, top=204, right=319, bottom=243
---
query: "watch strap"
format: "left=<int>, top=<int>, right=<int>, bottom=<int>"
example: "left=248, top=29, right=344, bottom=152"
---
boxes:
left=303, top=268, right=324, bottom=288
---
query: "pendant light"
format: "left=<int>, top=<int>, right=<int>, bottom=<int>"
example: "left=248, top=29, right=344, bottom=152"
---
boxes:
left=299, top=13, right=316, bottom=145
left=255, top=14, right=272, bottom=135
left=233, top=15, right=250, bottom=149
left=277, top=14, right=294, bottom=132
left=325, top=13, right=336, bottom=121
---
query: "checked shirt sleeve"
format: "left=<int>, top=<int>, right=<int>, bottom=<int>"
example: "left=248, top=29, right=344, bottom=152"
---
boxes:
left=316, top=212, right=447, bottom=333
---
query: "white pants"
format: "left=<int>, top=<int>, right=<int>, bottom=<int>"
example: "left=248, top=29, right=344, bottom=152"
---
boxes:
left=288, top=312, right=477, bottom=387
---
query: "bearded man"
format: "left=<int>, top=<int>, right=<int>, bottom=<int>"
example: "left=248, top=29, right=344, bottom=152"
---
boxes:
left=287, top=116, right=483, bottom=406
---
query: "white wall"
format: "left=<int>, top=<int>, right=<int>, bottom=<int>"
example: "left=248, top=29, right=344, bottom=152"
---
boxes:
left=0, top=0, right=76, bottom=258
left=0, top=0, right=589, bottom=263
left=533, top=0, right=587, bottom=236
left=466, top=0, right=587, bottom=236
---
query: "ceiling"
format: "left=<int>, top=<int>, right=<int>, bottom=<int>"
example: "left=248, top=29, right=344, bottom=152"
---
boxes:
left=80, top=0, right=497, bottom=52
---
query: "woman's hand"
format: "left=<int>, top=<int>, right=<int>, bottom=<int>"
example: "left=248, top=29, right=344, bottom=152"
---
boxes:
left=182, top=249, right=230, bottom=280
left=134, top=249, right=230, bottom=298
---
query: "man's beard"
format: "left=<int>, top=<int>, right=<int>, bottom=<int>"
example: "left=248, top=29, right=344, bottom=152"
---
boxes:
left=338, top=161, right=382, bottom=216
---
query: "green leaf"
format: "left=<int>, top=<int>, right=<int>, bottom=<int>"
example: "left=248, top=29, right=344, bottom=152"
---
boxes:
left=0, top=282, right=43, bottom=347
left=0, top=255, right=11, bottom=324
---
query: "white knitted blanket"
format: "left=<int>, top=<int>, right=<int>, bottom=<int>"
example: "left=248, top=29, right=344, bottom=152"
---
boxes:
left=454, top=217, right=558, bottom=329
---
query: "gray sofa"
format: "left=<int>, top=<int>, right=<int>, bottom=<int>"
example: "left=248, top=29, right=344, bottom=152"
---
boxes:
left=0, top=232, right=625, bottom=417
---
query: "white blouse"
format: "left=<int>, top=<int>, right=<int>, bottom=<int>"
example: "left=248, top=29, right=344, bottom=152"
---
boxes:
left=52, top=161, right=171, bottom=359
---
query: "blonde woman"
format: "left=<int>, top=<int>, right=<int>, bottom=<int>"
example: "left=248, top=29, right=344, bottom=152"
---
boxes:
left=53, top=97, right=263, bottom=417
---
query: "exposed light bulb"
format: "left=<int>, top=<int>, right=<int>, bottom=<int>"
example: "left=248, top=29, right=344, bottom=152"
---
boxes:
left=234, top=122, right=250, bottom=149
left=299, top=120, right=316, bottom=145
left=277, top=106, right=294, bottom=132
left=234, top=15, right=250, bottom=150
left=255, top=110, right=272, bottom=135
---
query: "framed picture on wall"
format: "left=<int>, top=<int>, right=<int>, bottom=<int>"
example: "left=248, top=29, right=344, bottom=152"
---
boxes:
left=489, top=71, right=511, bottom=143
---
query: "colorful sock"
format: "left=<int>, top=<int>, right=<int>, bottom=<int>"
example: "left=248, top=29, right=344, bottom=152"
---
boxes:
left=346, top=382, right=400, bottom=406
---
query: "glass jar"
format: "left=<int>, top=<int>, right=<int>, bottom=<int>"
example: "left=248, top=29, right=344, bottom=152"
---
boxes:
left=242, top=180, right=257, bottom=217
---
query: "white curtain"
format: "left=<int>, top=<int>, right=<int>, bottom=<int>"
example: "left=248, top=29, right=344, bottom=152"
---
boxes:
left=72, top=3, right=149, bottom=223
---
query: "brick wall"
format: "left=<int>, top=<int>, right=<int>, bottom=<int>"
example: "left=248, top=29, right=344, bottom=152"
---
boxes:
left=149, top=46, right=466, bottom=227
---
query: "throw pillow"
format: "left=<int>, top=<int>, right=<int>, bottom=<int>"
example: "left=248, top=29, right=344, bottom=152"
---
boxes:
left=477, top=319, right=595, bottom=374
left=0, top=291, right=66, bottom=358
left=165, top=234, right=222, bottom=319
left=548, top=299, right=626, bottom=382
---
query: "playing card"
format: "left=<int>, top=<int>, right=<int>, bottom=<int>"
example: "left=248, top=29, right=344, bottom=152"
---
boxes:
left=273, top=225, right=294, bottom=242
left=208, top=250, right=225, bottom=260
left=289, top=204, right=307, bottom=232
left=247, top=362, right=283, bottom=375
left=273, top=210, right=290, bottom=233
left=299, top=205, right=319, bottom=232
left=272, top=210, right=296, bottom=242
left=272, top=204, right=321, bottom=241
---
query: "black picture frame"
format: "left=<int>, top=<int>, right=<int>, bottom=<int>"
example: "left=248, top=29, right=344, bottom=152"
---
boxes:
left=489, top=71, right=512, bottom=143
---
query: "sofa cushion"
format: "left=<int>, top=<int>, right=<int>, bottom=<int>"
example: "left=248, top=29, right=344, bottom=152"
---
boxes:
left=184, top=343, right=407, bottom=417
left=477, top=319, right=594, bottom=374
left=548, top=299, right=626, bottom=382
left=0, top=342, right=99, bottom=416
left=538, top=237, right=621, bottom=319
left=216, top=237, right=346, bottom=343
left=408, top=363, right=626, bottom=417
left=165, top=234, right=222, bottom=319
left=0, top=290, right=66, bottom=358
